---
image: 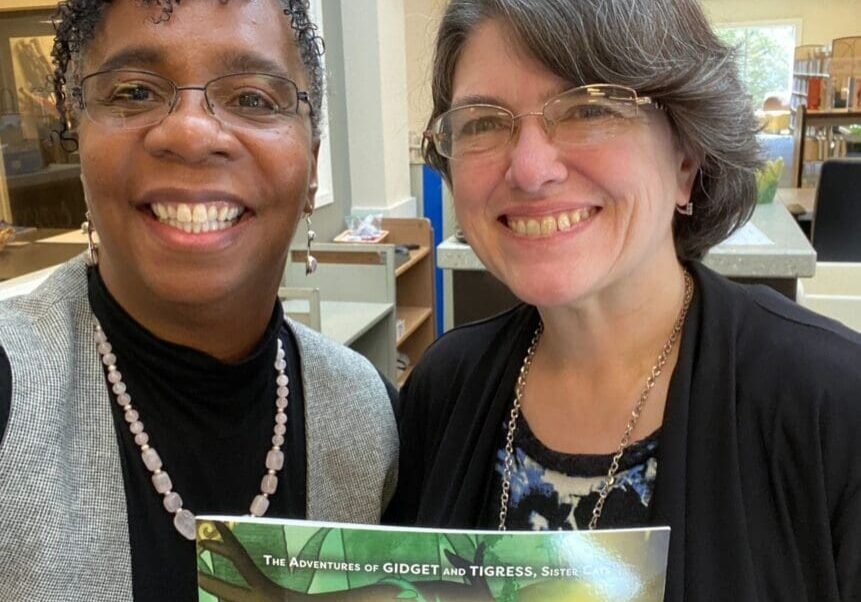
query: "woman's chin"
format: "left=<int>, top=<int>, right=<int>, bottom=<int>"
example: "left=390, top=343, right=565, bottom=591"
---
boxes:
left=504, top=276, right=597, bottom=309
left=137, top=266, right=246, bottom=308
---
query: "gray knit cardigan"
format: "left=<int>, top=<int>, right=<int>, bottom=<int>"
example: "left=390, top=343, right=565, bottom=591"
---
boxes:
left=0, top=257, right=398, bottom=601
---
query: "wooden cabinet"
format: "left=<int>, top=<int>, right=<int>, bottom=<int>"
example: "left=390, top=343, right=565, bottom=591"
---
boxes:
left=284, top=217, right=437, bottom=388
left=285, top=243, right=398, bottom=382
left=381, top=218, right=436, bottom=387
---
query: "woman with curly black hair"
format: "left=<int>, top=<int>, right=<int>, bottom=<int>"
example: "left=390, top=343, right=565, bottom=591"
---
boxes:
left=0, top=2, right=397, bottom=600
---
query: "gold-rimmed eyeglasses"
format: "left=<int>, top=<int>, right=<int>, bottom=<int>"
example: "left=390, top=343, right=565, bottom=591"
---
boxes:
left=73, top=70, right=313, bottom=130
left=425, top=84, right=659, bottom=160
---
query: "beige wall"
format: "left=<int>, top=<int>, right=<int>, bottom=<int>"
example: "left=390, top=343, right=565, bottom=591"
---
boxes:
left=404, top=0, right=446, bottom=137
left=700, top=0, right=861, bottom=46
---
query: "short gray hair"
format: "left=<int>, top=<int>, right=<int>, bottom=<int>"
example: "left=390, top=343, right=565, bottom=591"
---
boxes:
left=424, top=0, right=763, bottom=259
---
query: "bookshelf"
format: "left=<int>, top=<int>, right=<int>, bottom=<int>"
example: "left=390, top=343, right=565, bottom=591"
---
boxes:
left=381, top=218, right=437, bottom=387
left=791, top=105, right=861, bottom=187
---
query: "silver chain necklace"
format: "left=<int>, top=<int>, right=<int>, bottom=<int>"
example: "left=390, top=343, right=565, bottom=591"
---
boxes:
left=93, top=320, right=290, bottom=541
left=498, top=270, right=693, bottom=531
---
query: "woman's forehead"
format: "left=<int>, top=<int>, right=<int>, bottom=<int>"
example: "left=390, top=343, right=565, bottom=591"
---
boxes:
left=83, top=0, right=306, bottom=82
left=452, top=20, right=569, bottom=106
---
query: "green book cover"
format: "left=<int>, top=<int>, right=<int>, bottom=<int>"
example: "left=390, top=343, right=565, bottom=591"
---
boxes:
left=196, top=516, right=669, bottom=601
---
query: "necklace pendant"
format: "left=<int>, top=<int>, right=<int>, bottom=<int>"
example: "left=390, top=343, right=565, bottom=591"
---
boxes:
left=173, top=508, right=196, bottom=541
left=250, top=494, right=270, bottom=517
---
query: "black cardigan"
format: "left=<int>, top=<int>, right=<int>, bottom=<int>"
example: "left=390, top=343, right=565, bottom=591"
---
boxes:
left=385, top=262, right=861, bottom=601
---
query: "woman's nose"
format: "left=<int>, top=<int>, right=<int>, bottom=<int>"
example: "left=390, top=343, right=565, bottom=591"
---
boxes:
left=504, top=117, right=567, bottom=194
left=142, top=89, right=235, bottom=165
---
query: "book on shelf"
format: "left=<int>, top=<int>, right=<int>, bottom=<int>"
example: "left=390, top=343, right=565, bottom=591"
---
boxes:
left=196, top=515, right=670, bottom=601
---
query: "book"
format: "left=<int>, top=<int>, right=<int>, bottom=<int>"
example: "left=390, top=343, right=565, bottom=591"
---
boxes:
left=196, top=516, right=670, bottom=601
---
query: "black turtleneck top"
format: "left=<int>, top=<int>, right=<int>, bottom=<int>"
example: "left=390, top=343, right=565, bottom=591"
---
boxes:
left=90, top=268, right=308, bottom=600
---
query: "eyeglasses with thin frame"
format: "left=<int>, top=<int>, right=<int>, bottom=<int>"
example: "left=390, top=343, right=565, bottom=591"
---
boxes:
left=73, top=70, right=313, bottom=130
left=425, top=84, right=659, bottom=160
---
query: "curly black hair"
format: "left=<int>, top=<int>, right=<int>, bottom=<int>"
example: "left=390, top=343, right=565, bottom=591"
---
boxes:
left=51, top=0, right=325, bottom=150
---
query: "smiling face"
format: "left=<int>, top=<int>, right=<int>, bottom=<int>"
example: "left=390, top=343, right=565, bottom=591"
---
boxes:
left=448, top=20, right=696, bottom=309
left=77, top=0, right=318, bottom=312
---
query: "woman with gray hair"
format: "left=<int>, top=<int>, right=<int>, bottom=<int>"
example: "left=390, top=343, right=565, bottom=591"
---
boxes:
left=386, top=0, right=861, bottom=599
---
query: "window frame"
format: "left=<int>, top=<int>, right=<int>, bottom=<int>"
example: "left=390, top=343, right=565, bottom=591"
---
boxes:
left=307, top=0, right=334, bottom=209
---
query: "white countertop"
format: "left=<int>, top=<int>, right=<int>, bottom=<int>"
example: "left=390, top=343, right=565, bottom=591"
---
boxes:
left=438, top=202, right=816, bottom=278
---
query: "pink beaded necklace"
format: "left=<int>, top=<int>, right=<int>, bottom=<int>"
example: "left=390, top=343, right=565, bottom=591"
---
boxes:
left=93, top=320, right=289, bottom=540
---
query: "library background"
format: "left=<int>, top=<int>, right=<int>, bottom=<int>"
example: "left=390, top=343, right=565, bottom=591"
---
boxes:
left=0, top=0, right=859, bottom=383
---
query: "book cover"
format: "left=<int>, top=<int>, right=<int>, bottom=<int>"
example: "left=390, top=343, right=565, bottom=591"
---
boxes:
left=197, top=516, right=669, bottom=601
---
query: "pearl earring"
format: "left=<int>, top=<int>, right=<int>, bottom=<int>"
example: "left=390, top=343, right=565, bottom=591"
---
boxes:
left=305, top=215, right=317, bottom=275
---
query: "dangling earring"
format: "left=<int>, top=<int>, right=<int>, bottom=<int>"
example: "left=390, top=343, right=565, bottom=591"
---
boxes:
left=304, top=215, right=317, bottom=275
left=82, top=211, right=99, bottom=266
left=676, top=202, right=694, bottom=216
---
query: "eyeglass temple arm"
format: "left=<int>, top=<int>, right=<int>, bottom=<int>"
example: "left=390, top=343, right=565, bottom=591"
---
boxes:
left=636, top=96, right=663, bottom=110
left=298, top=91, right=314, bottom=118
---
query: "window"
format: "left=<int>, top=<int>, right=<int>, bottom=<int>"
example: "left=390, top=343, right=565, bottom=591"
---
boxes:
left=715, top=21, right=800, bottom=108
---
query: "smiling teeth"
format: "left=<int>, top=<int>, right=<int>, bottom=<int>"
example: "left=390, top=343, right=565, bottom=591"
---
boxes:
left=557, top=213, right=571, bottom=230
left=506, top=208, right=597, bottom=237
left=150, top=202, right=244, bottom=233
left=540, top=216, right=557, bottom=236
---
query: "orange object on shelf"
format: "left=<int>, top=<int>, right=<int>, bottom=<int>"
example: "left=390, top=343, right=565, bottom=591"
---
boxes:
left=808, top=77, right=822, bottom=109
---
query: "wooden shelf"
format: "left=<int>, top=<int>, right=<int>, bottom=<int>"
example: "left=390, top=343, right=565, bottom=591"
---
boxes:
left=381, top=218, right=437, bottom=388
left=397, top=305, right=433, bottom=346
left=806, top=109, right=861, bottom=123
left=395, top=246, right=430, bottom=277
